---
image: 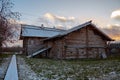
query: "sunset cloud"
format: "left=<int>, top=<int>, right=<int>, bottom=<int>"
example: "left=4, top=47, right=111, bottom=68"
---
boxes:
left=102, top=24, right=120, bottom=40
left=111, top=9, right=120, bottom=20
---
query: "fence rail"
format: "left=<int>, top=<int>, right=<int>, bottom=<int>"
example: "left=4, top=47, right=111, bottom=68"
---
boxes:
left=0, top=47, right=23, bottom=52
left=108, top=43, right=120, bottom=48
left=4, top=55, right=18, bottom=80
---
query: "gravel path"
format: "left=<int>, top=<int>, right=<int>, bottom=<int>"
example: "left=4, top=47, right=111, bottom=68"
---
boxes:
left=0, top=56, right=11, bottom=80
left=17, top=56, right=40, bottom=80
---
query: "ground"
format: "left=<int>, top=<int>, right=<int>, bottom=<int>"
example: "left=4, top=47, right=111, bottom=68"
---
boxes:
left=24, top=57, right=120, bottom=80
left=0, top=53, right=11, bottom=80
left=0, top=54, right=120, bottom=80
left=17, top=56, right=39, bottom=80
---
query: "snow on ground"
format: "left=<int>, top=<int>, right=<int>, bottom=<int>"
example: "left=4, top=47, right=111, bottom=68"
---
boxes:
left=17, top=56, right=40, bottom=80
left=24, top=58, right=120, bottom=80
left=0, top=56, right=11, bottom=80
left=1, top=55, right=120, bottom=80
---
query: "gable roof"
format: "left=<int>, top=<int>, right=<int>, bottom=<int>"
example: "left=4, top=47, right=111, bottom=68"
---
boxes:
left=20, top=24, right=65, bottom=38
left=44, top=21, right=114, bottom=41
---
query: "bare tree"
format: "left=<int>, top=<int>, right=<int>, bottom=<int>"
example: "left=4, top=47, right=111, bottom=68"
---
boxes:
left=0, top=0, right=20, bottom=50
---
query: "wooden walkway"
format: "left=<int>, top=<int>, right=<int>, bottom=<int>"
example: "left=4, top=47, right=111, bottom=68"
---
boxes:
left=4, top=55, right=18, bottom=80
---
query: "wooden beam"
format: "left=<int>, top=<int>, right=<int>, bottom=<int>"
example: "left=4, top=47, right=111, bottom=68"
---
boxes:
left=86, top=26, right=89, bottom=58
left=97, top=48, right=99, bottom=58
left=61, top=38, right=65, bottom=59
left=76, top=48, right=79, bottom=59
left=64, top=38, right=67, bottom=59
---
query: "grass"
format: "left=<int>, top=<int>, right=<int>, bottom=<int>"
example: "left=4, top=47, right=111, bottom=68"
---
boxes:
left=0, top=53, right=9, bottom=58
left=24, top=57, right=120, bottom=80
left=0, top=53, right=12, bottom=65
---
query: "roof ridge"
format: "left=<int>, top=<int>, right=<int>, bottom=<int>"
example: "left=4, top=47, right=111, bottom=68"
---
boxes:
left=21, top=24, right=66, bottom=31
left=44, top=20, right=113, bottom=41
left=59, top=20, right=92, bottom=35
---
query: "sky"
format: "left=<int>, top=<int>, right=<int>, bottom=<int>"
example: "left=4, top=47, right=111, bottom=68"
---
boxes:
left=13, top=0, right=120, bottom=26
left=11, top=0, right=120, bottom=41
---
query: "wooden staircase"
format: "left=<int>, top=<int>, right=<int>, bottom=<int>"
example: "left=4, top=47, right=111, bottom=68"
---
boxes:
left=27, top=47, right=51, bottom=58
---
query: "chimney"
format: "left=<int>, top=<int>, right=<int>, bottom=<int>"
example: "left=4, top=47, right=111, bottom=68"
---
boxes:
left=41, top=24, right=44, bottom=28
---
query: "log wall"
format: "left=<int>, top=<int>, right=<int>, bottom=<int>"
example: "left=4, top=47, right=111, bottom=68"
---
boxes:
left=23, top=37, right=45, bottom=55
left=62, top=26, right=107, bottom=59
left=47, top=39, right=64, bottom=59
left=64, top=28, right=87, bottom=59
left=87, top=27, right=106, bottom=58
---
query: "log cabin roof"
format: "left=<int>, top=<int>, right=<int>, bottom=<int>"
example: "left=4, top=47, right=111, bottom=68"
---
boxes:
left=20, top=24, right=65, bottom=38
left=44, top=21, right=114, bottom=41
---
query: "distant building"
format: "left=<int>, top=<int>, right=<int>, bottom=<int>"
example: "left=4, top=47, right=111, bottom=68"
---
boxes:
left=20, top=21, right=114, bottom=59
left=108, top=42, right=120, bottom=56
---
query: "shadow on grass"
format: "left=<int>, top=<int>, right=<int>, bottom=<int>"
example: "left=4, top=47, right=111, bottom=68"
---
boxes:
left=0, top=53, right=13, bottom=64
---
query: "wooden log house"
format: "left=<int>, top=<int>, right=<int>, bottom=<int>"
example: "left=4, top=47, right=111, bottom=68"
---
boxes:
left=20, top=21, right=114, bottom=59
left=44, top=21, right=114, bottom=59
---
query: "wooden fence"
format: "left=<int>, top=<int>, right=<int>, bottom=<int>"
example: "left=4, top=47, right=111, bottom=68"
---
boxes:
left=108, top=43, right=120, bottom=56
left=108, top=43, right=120, bottom=48
left=0, top=47, right=23, bottom=52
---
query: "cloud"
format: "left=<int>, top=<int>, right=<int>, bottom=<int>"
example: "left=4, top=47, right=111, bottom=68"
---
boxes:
left=44, top=13, right=75, bottom=22
left=37, top=13, right=78, bottom=29
left=102, top=24, right=120, bottom=40
left=44, top=13, right=55, bottom=21
left=111, top=9, right=120, bottom=20
left=38, top=13, right=120, bottom=40
left=108, top=9, right=120, bottom=40
left=16, top=20, right=26, bottom=24
left=8, top=19, right=26, bottom=25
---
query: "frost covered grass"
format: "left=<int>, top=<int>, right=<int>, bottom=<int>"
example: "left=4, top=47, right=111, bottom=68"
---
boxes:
left=24, top=57, right=120, bottom=80
left=0, top=53, right=9, bottom=64
left=0, top=54, right=12, bottom=79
